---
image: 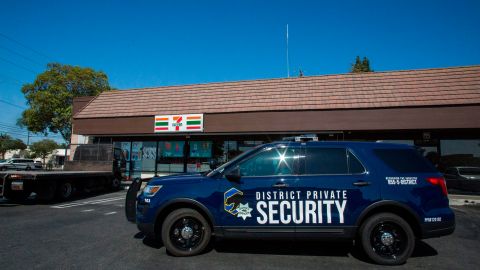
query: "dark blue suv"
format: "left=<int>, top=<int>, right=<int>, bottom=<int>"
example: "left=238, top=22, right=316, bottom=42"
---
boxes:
left=126, top=139, right=455, bottom=265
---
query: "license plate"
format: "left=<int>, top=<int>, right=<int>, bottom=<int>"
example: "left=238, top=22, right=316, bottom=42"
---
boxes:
left=11, top=181, right=23, bottom=191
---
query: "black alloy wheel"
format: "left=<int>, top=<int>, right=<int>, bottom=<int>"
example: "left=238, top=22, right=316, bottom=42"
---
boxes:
left=370, top=221, right=407, bottom=259
left=359, top=213, right=415, bottom=265
left=170, top=217, right=204, bottom=251
left=161, top=208, right=211, bottom=256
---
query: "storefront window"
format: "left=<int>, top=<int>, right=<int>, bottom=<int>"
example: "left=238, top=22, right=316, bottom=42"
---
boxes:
left=437, top=140, right=480, bottom=173
left=239, top=140, right=263, bottom=153
left=114, top=141, right=132, bottom=178
left=224, top=141, right=240, bottom=161
left=141, top=142, right=156, bottom=173
left=157, top=141, right=185, bottom=173
left=187, top=141, right=212, bottom=173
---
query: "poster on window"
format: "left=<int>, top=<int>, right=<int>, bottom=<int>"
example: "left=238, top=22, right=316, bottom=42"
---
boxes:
left=190, top=141, right=212, bottom=158
left=131, top=142, right=143, bottom=161
left=160, top=141, right=185, bottom=157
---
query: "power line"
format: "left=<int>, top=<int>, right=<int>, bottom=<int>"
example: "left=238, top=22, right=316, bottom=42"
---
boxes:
left=0, top=56, right=38, bottom=74
left=0, top=44, right=45, bottom=67
left=0, top=33, right=53, bottom=62
left=0, top=121, right=25, bottom=127
left=0, top=99, right=26, bottom=109
left=0, top=73, right=25, bottom=85
left=0, top=125, right=26, bottom=133
left=0, top=122, right=63, bottom=137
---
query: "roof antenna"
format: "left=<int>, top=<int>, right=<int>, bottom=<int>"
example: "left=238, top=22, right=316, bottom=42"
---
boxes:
left=286, top=24, right=290, bottom=78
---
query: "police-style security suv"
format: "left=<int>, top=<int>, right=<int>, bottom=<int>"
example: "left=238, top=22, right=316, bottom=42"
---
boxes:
left=126, top=138, right=455, bottom=265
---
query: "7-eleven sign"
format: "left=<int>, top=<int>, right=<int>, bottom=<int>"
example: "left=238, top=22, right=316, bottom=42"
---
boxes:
left=154, top=114, right=204, bottom=133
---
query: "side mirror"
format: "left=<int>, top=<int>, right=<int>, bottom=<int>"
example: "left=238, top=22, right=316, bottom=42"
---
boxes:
left=225, top=167, right=241, bottom=183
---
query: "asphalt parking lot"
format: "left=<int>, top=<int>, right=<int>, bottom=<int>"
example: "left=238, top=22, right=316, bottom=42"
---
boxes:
left=0, top=191, right=479, bottom=270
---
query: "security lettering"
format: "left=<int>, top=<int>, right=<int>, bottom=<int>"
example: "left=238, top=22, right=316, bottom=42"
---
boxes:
left=256, top=190, right=347, bottom=225
left=224, top=188, right=348, bottom=224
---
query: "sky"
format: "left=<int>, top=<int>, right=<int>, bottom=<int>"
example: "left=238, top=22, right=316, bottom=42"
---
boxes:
left=0, top=0, right=479, bottom=143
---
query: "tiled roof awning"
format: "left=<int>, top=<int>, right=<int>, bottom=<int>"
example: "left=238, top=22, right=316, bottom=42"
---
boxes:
left=74, top=65, right=480, bottom=119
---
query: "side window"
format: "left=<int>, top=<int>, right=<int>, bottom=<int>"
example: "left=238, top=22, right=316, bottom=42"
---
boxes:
left=348, top=151, right=366, bottom=174
left=306, top=148, right=348, bottom=174
left=238, top=147, right=299, bottom=176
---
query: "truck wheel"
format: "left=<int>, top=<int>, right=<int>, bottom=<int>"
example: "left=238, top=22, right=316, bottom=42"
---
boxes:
left=110, top=178, right=121, bottom=191
left=56, top=181, right=75, bottom=201
left=161, top=208, right=211, bottom=256
left=359, top=213, right=415, bottom=265
left=25, top=166, right=31, bottom=171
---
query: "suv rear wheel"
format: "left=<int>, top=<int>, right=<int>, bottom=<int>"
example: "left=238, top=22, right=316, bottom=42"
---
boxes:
left=359, top=213, right=415, bottom=265
left=161, top=208, right=211, bottom=256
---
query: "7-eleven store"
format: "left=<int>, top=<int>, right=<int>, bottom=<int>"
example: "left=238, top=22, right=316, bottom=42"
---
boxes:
left=71, top=66, right=480, bottom=179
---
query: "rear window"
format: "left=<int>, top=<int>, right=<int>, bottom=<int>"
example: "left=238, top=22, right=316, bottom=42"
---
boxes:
left=373, top=148, right=437, bottom=173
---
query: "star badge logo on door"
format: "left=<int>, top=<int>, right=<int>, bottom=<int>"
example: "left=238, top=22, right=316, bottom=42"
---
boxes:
left=236, top=203, right=253, bottom=220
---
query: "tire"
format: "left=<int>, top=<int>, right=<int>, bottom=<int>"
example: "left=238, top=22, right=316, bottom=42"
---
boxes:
left=25, top=166, right=31, bottom=171
left=161, top=208, right=211, bottom=256
left=110, top=178, right=121, bottom=191
left=56, top=181, right=75, bottom=201
left=359, top=213, right=415, bottom=265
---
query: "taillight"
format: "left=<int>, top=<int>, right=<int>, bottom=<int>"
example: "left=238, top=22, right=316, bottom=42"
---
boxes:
left=426, top=177, right=448, bottom=196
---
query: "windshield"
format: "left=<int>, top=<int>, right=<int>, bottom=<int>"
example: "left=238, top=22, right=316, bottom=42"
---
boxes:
left=459, top=168, right=480, bottom=175
left=206, top=145, right=263, bottom=177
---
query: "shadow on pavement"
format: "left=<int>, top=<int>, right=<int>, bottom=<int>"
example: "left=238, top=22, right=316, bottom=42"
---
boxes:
left=135, top=232, right=164, bottom=249
left=137, top=234, right=438, bottom=264
left=411, top=240, right=438, bottom=257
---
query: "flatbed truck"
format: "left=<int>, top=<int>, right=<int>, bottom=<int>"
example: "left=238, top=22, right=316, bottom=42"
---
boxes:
left=0, top=144, right=126, bottom=202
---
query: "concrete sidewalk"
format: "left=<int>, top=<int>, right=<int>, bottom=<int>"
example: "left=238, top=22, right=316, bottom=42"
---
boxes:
left=449, top=194, right=480, bottom=206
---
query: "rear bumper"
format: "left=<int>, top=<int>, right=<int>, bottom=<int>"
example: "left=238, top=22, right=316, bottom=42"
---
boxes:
left=422, top=225, right=455, bottom=238
left=421, top=219, right=455, bottom=238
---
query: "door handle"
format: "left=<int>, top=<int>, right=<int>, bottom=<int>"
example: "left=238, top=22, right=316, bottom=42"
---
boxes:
left=353, top=181, right=371, bottom=187
left=273, top=182, right=288, bottom=188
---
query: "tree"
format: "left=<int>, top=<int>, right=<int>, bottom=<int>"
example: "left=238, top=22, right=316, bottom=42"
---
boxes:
left=350, top=56, right=373, bottom=73
left=18, top=63, right=111, bottom=143
left=29, top=139, right=58, bottom=164
left=0, top=134, right=27, bottom=159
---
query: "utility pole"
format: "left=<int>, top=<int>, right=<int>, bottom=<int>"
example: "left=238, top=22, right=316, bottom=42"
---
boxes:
left=27, top=130, right=30, bottom=146
left=286, top=24, right=290, bottom=78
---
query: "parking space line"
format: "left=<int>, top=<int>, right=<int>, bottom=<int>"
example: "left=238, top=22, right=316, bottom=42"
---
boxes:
left=51, top=196, right=125, bottom=209
left=81, top=209, right=95, bottom=212
left=104, top=211, right=117, bottom=215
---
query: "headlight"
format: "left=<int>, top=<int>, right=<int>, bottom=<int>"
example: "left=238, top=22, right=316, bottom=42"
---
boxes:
left=143, top=185, right=162, bottom=197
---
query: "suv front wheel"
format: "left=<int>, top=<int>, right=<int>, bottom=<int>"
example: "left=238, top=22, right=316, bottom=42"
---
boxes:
left=359, top=213, right=415, bottom=265
left=161, top=208, right=211, bottom=256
